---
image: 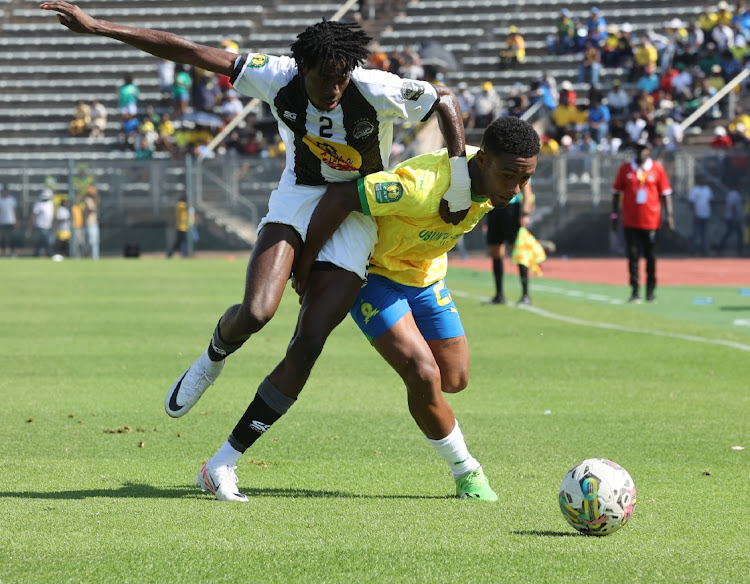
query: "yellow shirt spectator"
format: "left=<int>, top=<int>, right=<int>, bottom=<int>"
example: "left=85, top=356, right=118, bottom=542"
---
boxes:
left=540, top=137, right=560, bottom=155
left=634, top=43, right=658, bottom=68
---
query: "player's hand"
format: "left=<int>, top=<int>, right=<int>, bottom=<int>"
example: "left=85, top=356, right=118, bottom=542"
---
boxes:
left=39, top=2, right=97, bottom=34
left=439, top=198, right=468, bottom=225
left=291, top=253, right=316, bottom=299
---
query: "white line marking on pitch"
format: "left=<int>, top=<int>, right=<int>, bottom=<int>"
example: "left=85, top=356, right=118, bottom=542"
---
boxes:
left=451, top=290, right=750, bottom=352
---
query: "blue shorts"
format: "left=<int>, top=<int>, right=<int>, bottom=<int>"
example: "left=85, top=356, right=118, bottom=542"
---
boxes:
left=349, top=274, right=464, bottom=342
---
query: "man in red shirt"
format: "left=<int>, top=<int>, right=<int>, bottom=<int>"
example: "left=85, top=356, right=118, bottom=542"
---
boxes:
left=611, top=143, right=675, bottom=303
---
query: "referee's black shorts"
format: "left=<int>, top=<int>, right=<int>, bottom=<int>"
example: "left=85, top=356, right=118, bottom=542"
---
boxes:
left=486, top=202, right=521, bottom=246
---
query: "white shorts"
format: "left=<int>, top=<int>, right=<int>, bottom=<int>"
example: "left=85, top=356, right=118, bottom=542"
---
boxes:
left=258, top=182, right=377, bottom=280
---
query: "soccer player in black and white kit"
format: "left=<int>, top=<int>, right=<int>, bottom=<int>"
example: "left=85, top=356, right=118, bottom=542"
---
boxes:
left=42, top=2, right=473, bottom=501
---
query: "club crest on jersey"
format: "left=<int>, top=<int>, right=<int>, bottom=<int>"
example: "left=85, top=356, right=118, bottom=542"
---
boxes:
left=353, top=119, right=375, bottom=140
left=401, top=81, right=425, bottom=101
left=374, top=182, right=403, bottom=204
left=248, top=54, right=269, bottom=68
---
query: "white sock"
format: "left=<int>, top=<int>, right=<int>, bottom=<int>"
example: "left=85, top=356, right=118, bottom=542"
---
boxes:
left=425, top=419, right=480, bottom=479
left=210, top=440, right=242, bottom=467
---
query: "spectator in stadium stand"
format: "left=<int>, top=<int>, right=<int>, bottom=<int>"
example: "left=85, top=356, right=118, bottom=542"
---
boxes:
left=367, top=41, right=389, bottom=71
left=539, top=135, right=560, bottom=155
left=221, top=89, right=244, bottom=123
left=173, top=64, right=192, bottom=118
left=606, top=79, right=630, bottom=121
left=474, top=81, right=503, bottom=128
left=699, top=6, right=719, bottom=41
left=455, top=82, right=475, bottom=130
left=729, top=29, right=749, bottom=62
left=157, top=59, right=175, bottom=101
left=559, top=80, right=576, bottom=105
left=578, top=40, right=601, bottom=85
left=586, top=95, right=610, bottom=144
left=118, top=74, right=139, bottom=119
left=498, top=25, right=525, bottom=70
left=88, top=99, right=107, bottom=138
left=728, top=106, right=750, bottom=137
left=551, top=8, right=575, bottom=55
left=717, top=1, right=734, bottom=26
left=712, top=19, right=735, bottom=51
left=83, top=186, right=100, bottom=260
left=631, top=38, right=659, bottom=82
left=713, top=124, right=736, bottom=148
left=707, top=63, right=727, bottom=91
left=40, top=0, right=475, bottom=503
left=681, top=22, right=705, bottom=67
left=663, top=117, right=684, bottom=151
left=611, top=142, right=674, bottom=303
left=687, top=174, right=714, bottom=256
left=586, top=6, right=607, bottom=46
left=637, top=65, right=661, bottom=95
left=69, top=100, right=91, bottom=137
left=733, top=1, right=750, bottom=31
left=601, top=23, right=621, bottom=67
left=551, top=90, right=583, bottom=141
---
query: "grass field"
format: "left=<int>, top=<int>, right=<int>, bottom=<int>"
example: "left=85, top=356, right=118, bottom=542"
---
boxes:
left=2, top=258, right=749, bottom=583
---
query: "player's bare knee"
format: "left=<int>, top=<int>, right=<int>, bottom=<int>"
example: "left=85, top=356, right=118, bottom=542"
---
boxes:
left=441, top=370, right=469, bottom=394
left=236, top=302, right=274, bottom=334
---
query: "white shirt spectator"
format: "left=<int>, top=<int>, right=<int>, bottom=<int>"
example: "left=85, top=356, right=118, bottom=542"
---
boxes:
left=32, top=198, right=55, bottom=229
left=0, top=189, right=17, bottom=226
left=712, top=23, right=734, bottom=51
left=625, top=117, right=647, bottom=144
left=665, top=119, right=684, bottom=151
left=606, top=87, right=630, bottom=111
left=671, top=70, right=693, bottom=97
left=688, top=184, right=713, bottom=219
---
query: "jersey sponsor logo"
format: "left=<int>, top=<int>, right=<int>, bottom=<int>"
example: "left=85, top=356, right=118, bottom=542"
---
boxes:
left=249, top=420, right=271, bottom=434
left=401, top=81, right=425, bottom=101
left=283, top=110, right=298, bottom=122
left=418, top=229, right=457, bottom=243
left=352, top=119, right=375, bottom=140
left=374, top=182, right=403, bottom=203
left=248, top=54, right=269, bottom=68
left=302, top=135, right=362, bottom=171
left=360, top=302, right=380, bottom=325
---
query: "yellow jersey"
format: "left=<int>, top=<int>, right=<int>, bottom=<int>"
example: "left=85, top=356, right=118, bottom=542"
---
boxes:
left=357, top=146, right=494, bottom=287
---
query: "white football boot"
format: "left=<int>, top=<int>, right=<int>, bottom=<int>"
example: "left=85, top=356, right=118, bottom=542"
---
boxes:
left=195, top=462, right=249, bottom=502
left=165, top=350, right=224, bottom=417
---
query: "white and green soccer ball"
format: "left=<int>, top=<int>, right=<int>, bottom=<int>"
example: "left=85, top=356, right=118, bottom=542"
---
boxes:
left=559, top=458, right=636, bottom=536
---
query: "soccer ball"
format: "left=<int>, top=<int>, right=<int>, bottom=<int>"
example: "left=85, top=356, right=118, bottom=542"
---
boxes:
left=559, top=458, right=636, bottom=536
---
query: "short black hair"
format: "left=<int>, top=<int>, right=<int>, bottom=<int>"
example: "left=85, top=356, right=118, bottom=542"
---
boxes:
left=481, top=116, right=540, bottom=158
left=290, top=20, right=372, bottom=73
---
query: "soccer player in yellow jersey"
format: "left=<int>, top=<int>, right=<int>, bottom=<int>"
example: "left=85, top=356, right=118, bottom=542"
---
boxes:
left=294, top=116, right=539, bottom=500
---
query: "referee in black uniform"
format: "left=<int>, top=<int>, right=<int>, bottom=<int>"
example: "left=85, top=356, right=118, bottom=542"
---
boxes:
left=486, top=183, right=534, bottom=305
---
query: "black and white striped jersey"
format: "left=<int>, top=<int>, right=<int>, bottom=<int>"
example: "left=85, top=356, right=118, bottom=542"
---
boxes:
left=230, top=53, right=440, bottom=188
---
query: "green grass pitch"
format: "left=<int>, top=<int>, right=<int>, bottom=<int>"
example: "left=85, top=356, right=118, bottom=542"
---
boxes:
left=1, top=258, right=748, bottom=583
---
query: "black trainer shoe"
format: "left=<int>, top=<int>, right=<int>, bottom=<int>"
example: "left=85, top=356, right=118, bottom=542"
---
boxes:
left=517, top=295, right=532, bottom=306
left=628, top=293, right=642, bottom=304
left=485, top=295, right=507, bottom=305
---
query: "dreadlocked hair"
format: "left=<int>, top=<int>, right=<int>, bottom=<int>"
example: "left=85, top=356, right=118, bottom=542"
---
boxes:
left=290, top=20, right=372, bottom=73
left=481, top=116, right=540, bottom=159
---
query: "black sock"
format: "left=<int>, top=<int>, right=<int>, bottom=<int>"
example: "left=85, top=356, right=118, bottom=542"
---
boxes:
left=207, top=319, right=245, bottom=362
left=492, top=258, right=504, bottom=298
left=229, top=377, right=296, bottom=452
left=519, top=265, right=529, bottom=296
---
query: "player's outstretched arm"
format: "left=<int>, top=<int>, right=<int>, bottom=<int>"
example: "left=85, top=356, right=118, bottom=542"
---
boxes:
left=433, top=85, right=470, bottom=226
left=292, top=181, right=361, bottom=297
left=40, top=2, right=236, bottom=76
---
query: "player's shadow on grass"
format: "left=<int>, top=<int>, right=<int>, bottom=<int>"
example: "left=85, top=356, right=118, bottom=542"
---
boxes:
left=512, top=530, right=579, bottom=537
left=0, top=483, right=448, bottom=500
